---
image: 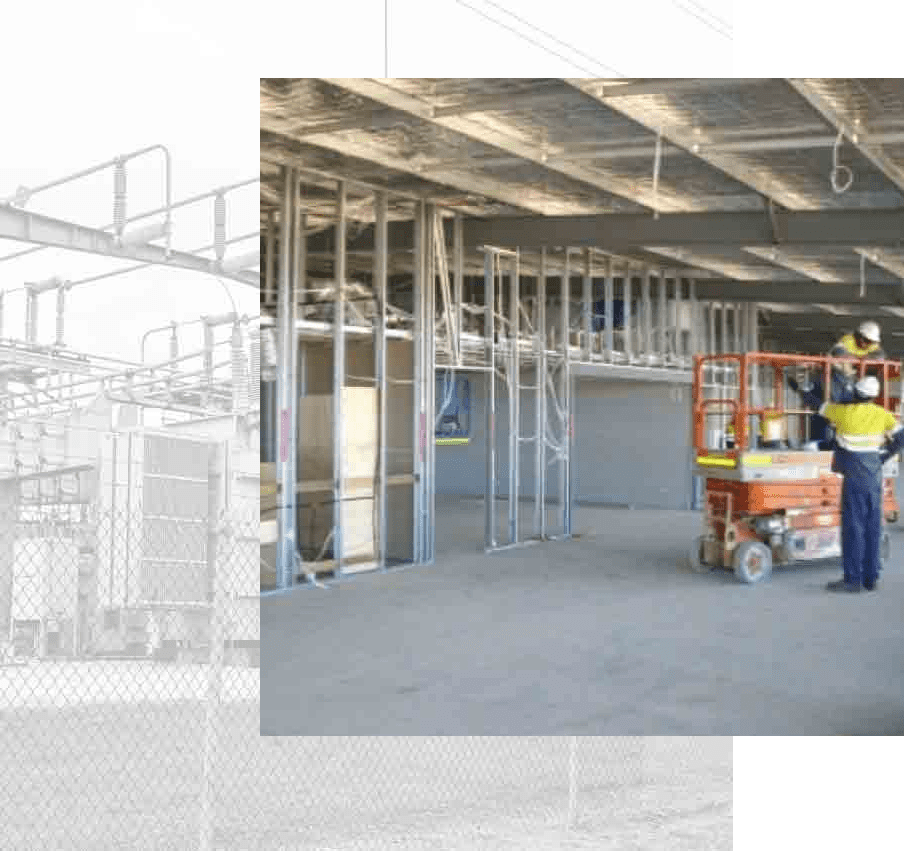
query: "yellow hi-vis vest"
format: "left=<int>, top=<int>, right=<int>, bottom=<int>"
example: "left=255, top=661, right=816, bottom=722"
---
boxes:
left=831, top=333, right=882, bottom=378
left=819, top=401, right=898, bottom=452
left=834, top=333, right=881, bottom=359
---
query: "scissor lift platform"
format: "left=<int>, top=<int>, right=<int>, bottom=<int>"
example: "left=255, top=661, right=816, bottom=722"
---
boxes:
left=690, top=352, right=901, bottom=583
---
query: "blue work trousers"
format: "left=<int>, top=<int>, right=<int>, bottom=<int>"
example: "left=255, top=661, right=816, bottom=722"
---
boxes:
left=839, top=470, right=884, bottom=587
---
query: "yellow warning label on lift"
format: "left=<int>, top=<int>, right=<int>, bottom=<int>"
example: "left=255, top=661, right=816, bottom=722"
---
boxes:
left=436, top=438, right=470, bottom=445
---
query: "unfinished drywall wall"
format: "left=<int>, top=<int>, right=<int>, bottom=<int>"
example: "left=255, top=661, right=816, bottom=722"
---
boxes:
left=434, top=373, right=694, bottom=511
left=573, top=378, right=694, bottom=510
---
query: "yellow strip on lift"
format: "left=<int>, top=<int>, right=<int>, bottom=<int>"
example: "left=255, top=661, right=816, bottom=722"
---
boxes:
left=743, top=455, right=773, bottom=466
left=436, top=437, right=470, bottom=445
left=696, top=456, right=736, bottom=467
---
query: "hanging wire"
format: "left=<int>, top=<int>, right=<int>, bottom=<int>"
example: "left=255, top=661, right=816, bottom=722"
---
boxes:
left=652, top=129, right=663, bottom=219
left=453, top=0, right=622, bottom=76
left=860, top=252, right=867, bottom=299
left=672, top=0, right=732, bottom=40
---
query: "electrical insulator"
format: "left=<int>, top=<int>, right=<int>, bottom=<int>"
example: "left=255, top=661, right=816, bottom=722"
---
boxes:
left=113, top=159, right=127, bottom=237
left=55, top=285, right=66, bottom=346
left=202, top=320, right=214, bottom=407
left=231, top=321, right=249, bottom=414
left=25, top=288, right=38, bottom=344
left=261, top=327, right=277, bottom=372
left=214, top=193, right=226, bottom=262
left=169, top=323, right=179, bottom=361
left=250, top=326, right=262, bottom=410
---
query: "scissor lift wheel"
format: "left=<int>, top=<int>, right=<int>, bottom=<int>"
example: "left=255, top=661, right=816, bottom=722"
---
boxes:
left=732, top=541, right=773, bottom=584
left=687, top=536, right=710, bottom=573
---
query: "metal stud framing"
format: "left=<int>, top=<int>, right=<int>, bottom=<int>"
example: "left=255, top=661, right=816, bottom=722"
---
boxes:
left=535, top=249, right=548, bottom=539
left=275, top=167, right=298, bottom=589
left=484, top=249, right=497, bottom=550
left=582, top=250, right=592, bottom=361
left=332, top=181, right=347, bottom=576
left=642, top=270, right=653, bottom=363
left=561, top=253, right=573, bottom=538
left=425, top=204, right=437, bottom=564
left=264, top=171, right=730, bottom=590
left=604, top=258, right=614, bottom=361
left=374, top=190, right=388, bottom=570
left=413, top=200, right=427, bottom=564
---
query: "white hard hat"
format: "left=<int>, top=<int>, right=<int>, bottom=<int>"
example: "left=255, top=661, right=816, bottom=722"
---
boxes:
left=855, top=376, right=880, bottom=398
left=858, top=321, right=881, bottom=343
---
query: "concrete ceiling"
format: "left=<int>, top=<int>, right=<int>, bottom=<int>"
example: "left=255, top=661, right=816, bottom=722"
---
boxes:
left=261, top=77, right=904, bottom=355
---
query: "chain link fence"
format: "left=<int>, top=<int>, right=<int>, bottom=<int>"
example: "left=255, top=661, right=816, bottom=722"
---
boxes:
left=0, top=446, right=730, bottom=849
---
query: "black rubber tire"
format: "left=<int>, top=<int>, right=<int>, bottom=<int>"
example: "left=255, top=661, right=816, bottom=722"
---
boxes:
left=732, top=541, right=773, bottom=584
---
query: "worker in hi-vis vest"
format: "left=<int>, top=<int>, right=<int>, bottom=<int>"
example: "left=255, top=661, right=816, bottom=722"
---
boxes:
left=788, top=321, right=885, bottom=449
left=819, top=375, right=904, bottom=593
left=792, top=321, right=885, bottom=407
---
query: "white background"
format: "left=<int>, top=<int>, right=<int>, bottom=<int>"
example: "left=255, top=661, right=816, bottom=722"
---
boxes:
left=258, top=0, right=733, bottom=76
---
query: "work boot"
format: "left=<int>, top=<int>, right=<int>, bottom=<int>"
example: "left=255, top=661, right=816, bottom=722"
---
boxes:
left=863, top=579, right=879, bottom=592
left=826, top=579, right=861, bottom=593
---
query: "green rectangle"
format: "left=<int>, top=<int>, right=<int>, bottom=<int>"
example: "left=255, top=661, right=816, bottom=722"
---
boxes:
left=733, top=0, right=904, bottom=77
left=733, top=736, right=904, bottom=851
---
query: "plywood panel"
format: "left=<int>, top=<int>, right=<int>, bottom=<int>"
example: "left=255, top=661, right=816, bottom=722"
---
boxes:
left=298, top=388, right=377, bottom=481
left=302, top=340, right=377, bottom=394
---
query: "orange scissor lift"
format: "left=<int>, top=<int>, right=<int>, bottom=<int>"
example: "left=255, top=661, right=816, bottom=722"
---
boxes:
left=690, top=352, right=901, bottom=583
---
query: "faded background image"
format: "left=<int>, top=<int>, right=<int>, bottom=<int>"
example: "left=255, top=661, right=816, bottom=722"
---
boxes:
left=0, top=6, right=735, bottom=851
left=0, top=6, right=262, bottom=848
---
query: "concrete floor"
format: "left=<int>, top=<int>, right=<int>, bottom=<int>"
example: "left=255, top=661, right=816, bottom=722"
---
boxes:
left=262, top=496, right=904, bottom=735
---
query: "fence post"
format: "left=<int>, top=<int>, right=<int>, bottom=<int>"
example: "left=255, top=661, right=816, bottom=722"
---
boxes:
left=199, top=440, right=228, bottom=850
left=566, top=735, right=579, bottom=833
left=0, top=478, right=17, bottom=659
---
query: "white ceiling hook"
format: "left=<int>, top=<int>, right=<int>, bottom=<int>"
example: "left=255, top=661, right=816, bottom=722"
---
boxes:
left=831, top=129, right=854, bottom=194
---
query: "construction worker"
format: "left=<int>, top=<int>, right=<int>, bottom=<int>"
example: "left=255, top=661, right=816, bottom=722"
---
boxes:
left=787, top=321, right=885, bottom=449
left=819, top=375, right=904, bottom=593
left=791, top=321, right=886, bottom=406
left=828, top=321, right=886, bottom=401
